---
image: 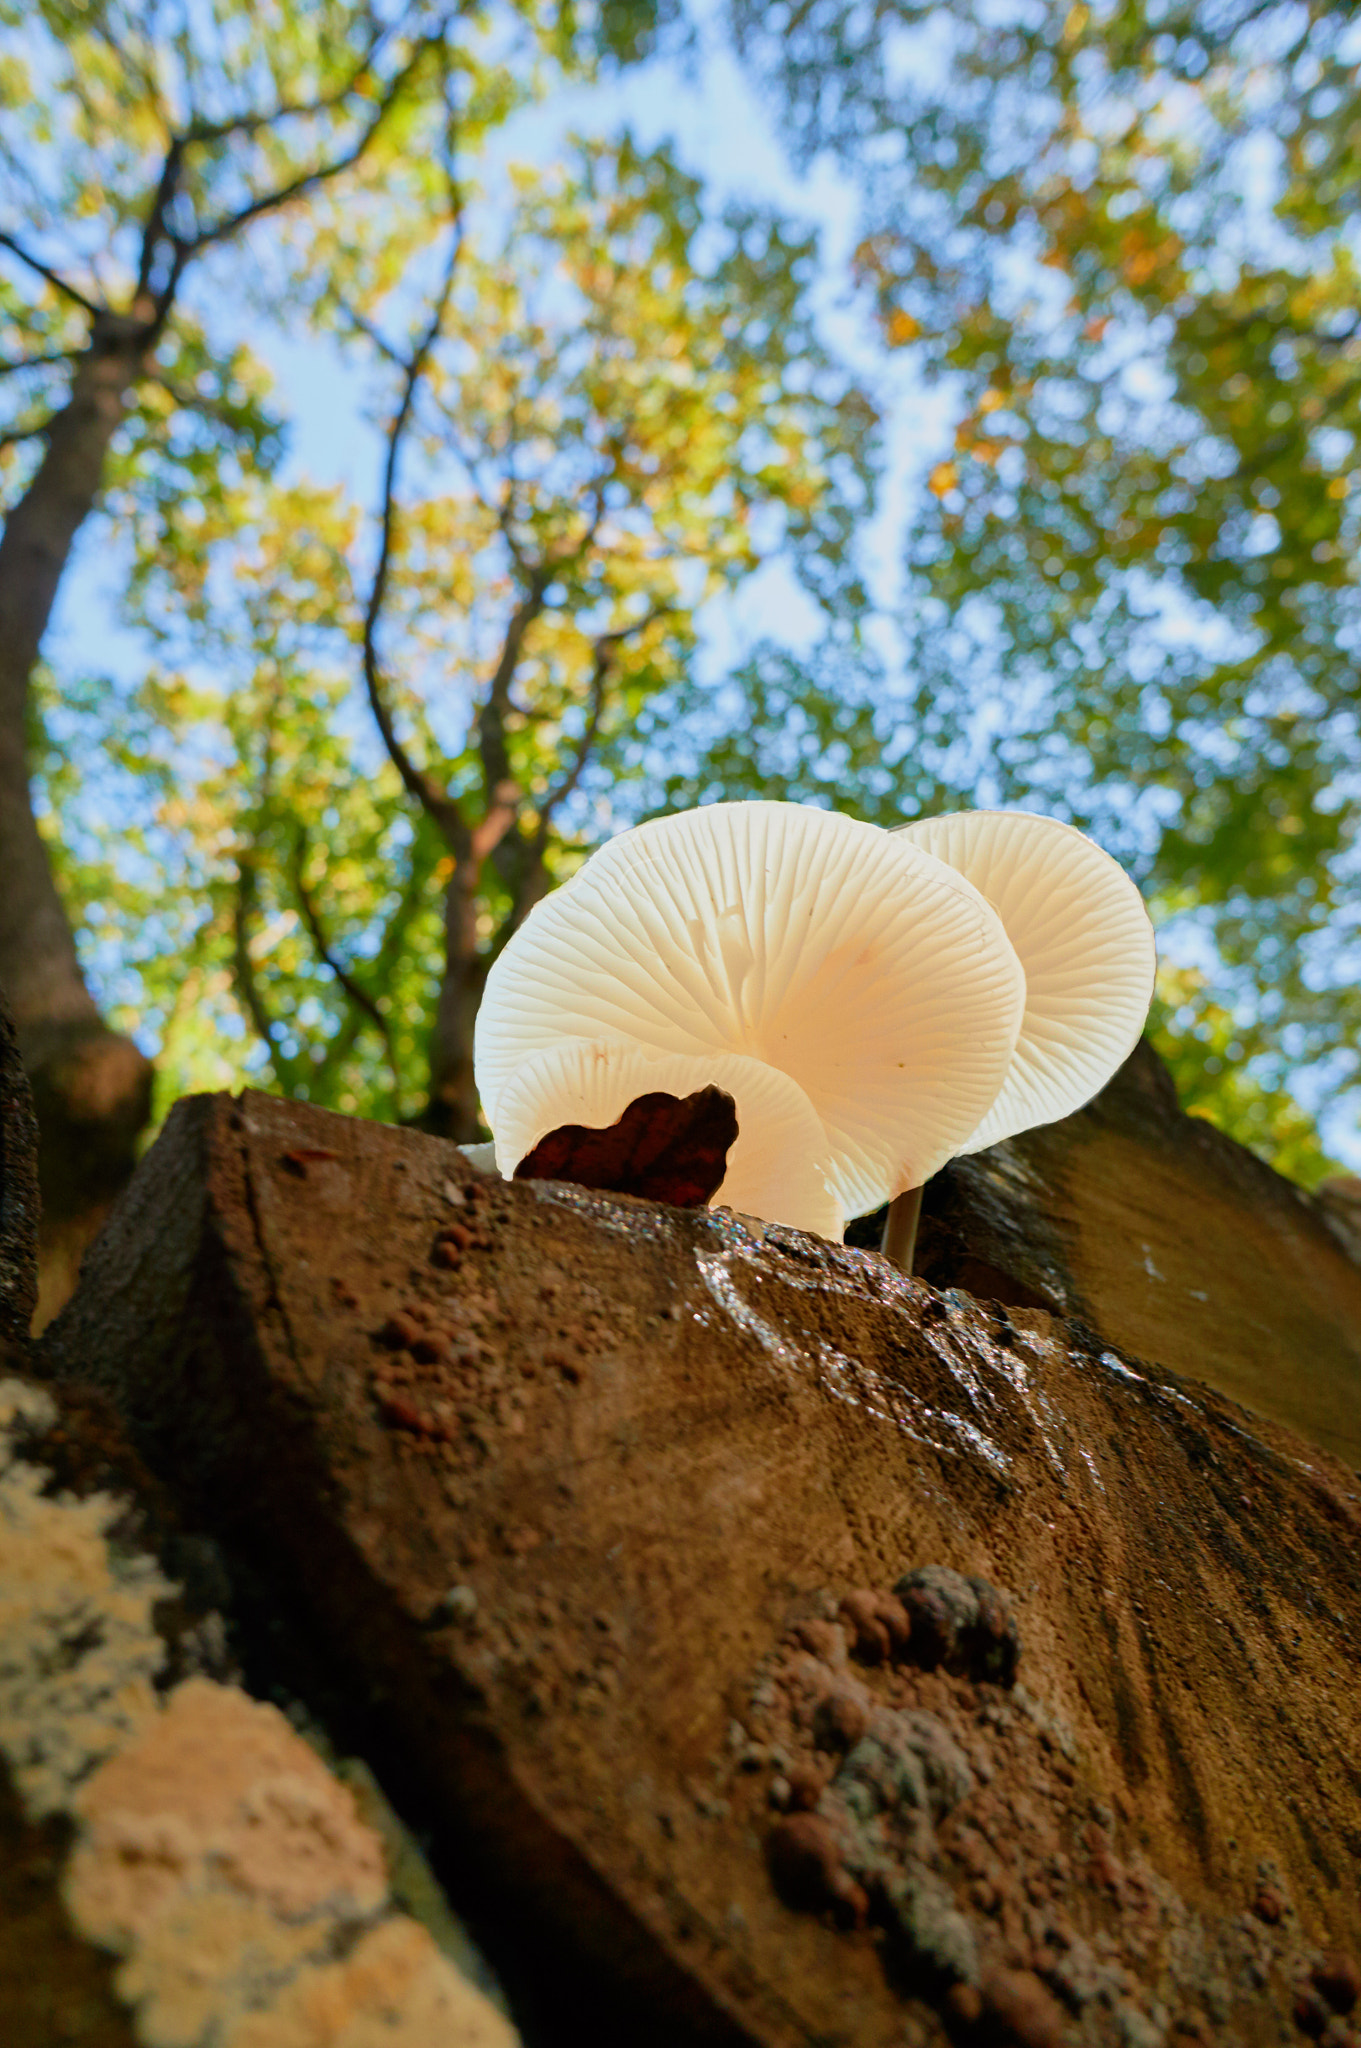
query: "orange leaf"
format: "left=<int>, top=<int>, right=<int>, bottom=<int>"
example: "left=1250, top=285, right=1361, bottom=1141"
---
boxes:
left=886, top=308, right=921, bottom=347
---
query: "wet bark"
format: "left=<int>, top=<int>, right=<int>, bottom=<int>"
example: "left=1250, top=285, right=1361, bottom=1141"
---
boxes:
left=0, top=320, right=155, bottom=1326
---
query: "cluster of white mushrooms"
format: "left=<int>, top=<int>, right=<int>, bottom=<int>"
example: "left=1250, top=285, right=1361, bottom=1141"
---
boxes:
left=472, top=802, right=1155, bottom=1261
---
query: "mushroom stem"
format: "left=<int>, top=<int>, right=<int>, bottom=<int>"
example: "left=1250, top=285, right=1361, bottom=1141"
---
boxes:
left=881, top=1183, right=923, bottom=1272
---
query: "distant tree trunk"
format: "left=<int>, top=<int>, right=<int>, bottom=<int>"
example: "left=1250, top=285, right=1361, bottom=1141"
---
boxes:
left=422, top=866, right=487, bottom=1143
left=420, top=824, right=554, bottom=1144
left=0, top=316, right=154, bottom=1327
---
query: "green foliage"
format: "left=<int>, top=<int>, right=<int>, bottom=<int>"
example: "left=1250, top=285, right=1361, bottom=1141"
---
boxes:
left=1149, top=966, right=1338, bottom=1190
left=618, top=639, right=925, bottom=821
left=733, top=0, right=1361, bottom=1176
left=0, top=0, right=685, bottom=571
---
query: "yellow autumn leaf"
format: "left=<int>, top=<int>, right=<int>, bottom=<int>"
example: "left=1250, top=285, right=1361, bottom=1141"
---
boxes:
left=886, top=308, right=921, bottom=347
left=928, top=461, right=960, bottom=497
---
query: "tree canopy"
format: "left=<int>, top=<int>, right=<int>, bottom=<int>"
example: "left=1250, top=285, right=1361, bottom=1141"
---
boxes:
left=732, top=0, right=1361, bottom=1180
left=36, top=131, right=875, bottom=1138
left=0, top=0, right=678, bottom=1304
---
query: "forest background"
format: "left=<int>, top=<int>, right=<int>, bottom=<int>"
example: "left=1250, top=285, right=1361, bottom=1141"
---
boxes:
left=3, top=0, right=1358, bottom=1320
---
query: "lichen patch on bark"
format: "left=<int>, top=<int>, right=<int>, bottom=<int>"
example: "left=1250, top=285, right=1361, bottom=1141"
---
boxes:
left=0, top=1375, right=518, bottom=2048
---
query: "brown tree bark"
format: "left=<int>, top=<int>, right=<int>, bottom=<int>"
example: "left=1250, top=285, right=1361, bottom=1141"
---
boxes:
left=0, top=316, right=155, bottom=1327
left=37, top=1078, right=1361, bottom=2046
left=0, top=987, right=39, bottom=1363
left=422, top=787, right=547, bottom=1146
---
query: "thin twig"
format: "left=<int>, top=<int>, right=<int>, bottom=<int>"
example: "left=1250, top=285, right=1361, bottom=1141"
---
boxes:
left=292, top=828, right=401, bottom=1091
left=232, top=861, right=297, bottom=1084
left=187, top=33, right=434, bottom=255
left=0, top=348, right=76, bottom=379
left=362, top=199, right=466, bottom=836
left=0, top=233, right=101, bottom=317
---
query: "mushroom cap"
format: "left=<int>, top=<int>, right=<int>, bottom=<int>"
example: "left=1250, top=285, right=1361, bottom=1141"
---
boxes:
left=894, top=809, right=1155, bottom=1154
left=476, top=800, right=1026, bottom=1225
left=493, top=1038, right=842, bottom=1238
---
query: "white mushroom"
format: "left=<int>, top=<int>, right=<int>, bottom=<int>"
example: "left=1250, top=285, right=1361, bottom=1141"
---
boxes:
left=893, top=809, right=1156, bottom=1152
left=876, top=808, right=1155, bottom=1267
left=475, top=800, right=1026, bottom=1236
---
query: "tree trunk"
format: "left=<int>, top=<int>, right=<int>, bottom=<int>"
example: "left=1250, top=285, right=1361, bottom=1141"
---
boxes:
left=0, top=988, right=39, bottom=1364
left=421, top=831, right=552, bottom=1144
left=0, top=319, right=154, bottom=1327
left=421, top=864, right=487, bottom=1142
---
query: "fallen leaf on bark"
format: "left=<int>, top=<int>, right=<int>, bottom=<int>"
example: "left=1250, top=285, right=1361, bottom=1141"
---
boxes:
left=514, top=1086, right=737, bottom=1208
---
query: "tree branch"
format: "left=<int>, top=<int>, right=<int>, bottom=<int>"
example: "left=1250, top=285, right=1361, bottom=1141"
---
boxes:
left=0, top=349, right=76, bottom=379
left=0, top=422, right=47, bottom=453
left=475, top=569, right=552, bottom=805
left=495, top=479, right=533, bottom=577
left=330, top=297, right=408, bottom=369
left=187, top=33, right=435, bottom=256
left=485, top=603, right=673, bottom=944
left=308, top=853, right=429, bottom=1105
left=535, top=603, right=672, bottom=842
left=180, top=22, right=396, bottom=149
left=232, top=859, right=300, bottom=1089
left=291, top=829, right=401, bottom=1092
left=561, top=473, right=610, bottom=565
left=536, top=648, right=613, bottom=836
left=0, top=233, right=101, bottom=318
left=362, top=214, right=467, bottom=845
left=474, top=476, right=620, bottom=874
left=135, top=136, right=186, bottom=303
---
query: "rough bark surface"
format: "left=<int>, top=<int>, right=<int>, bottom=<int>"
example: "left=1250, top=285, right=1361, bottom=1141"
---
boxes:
left=917, top=1040, right=1361, bottom=1468
left=0, top=329, right=156, bottom=1323
left=39, top=1085, right=1361, bottom=2048
left=0, top=988, right=39, bottom=1356
left=0, top=1365, right=519, bottom=2048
